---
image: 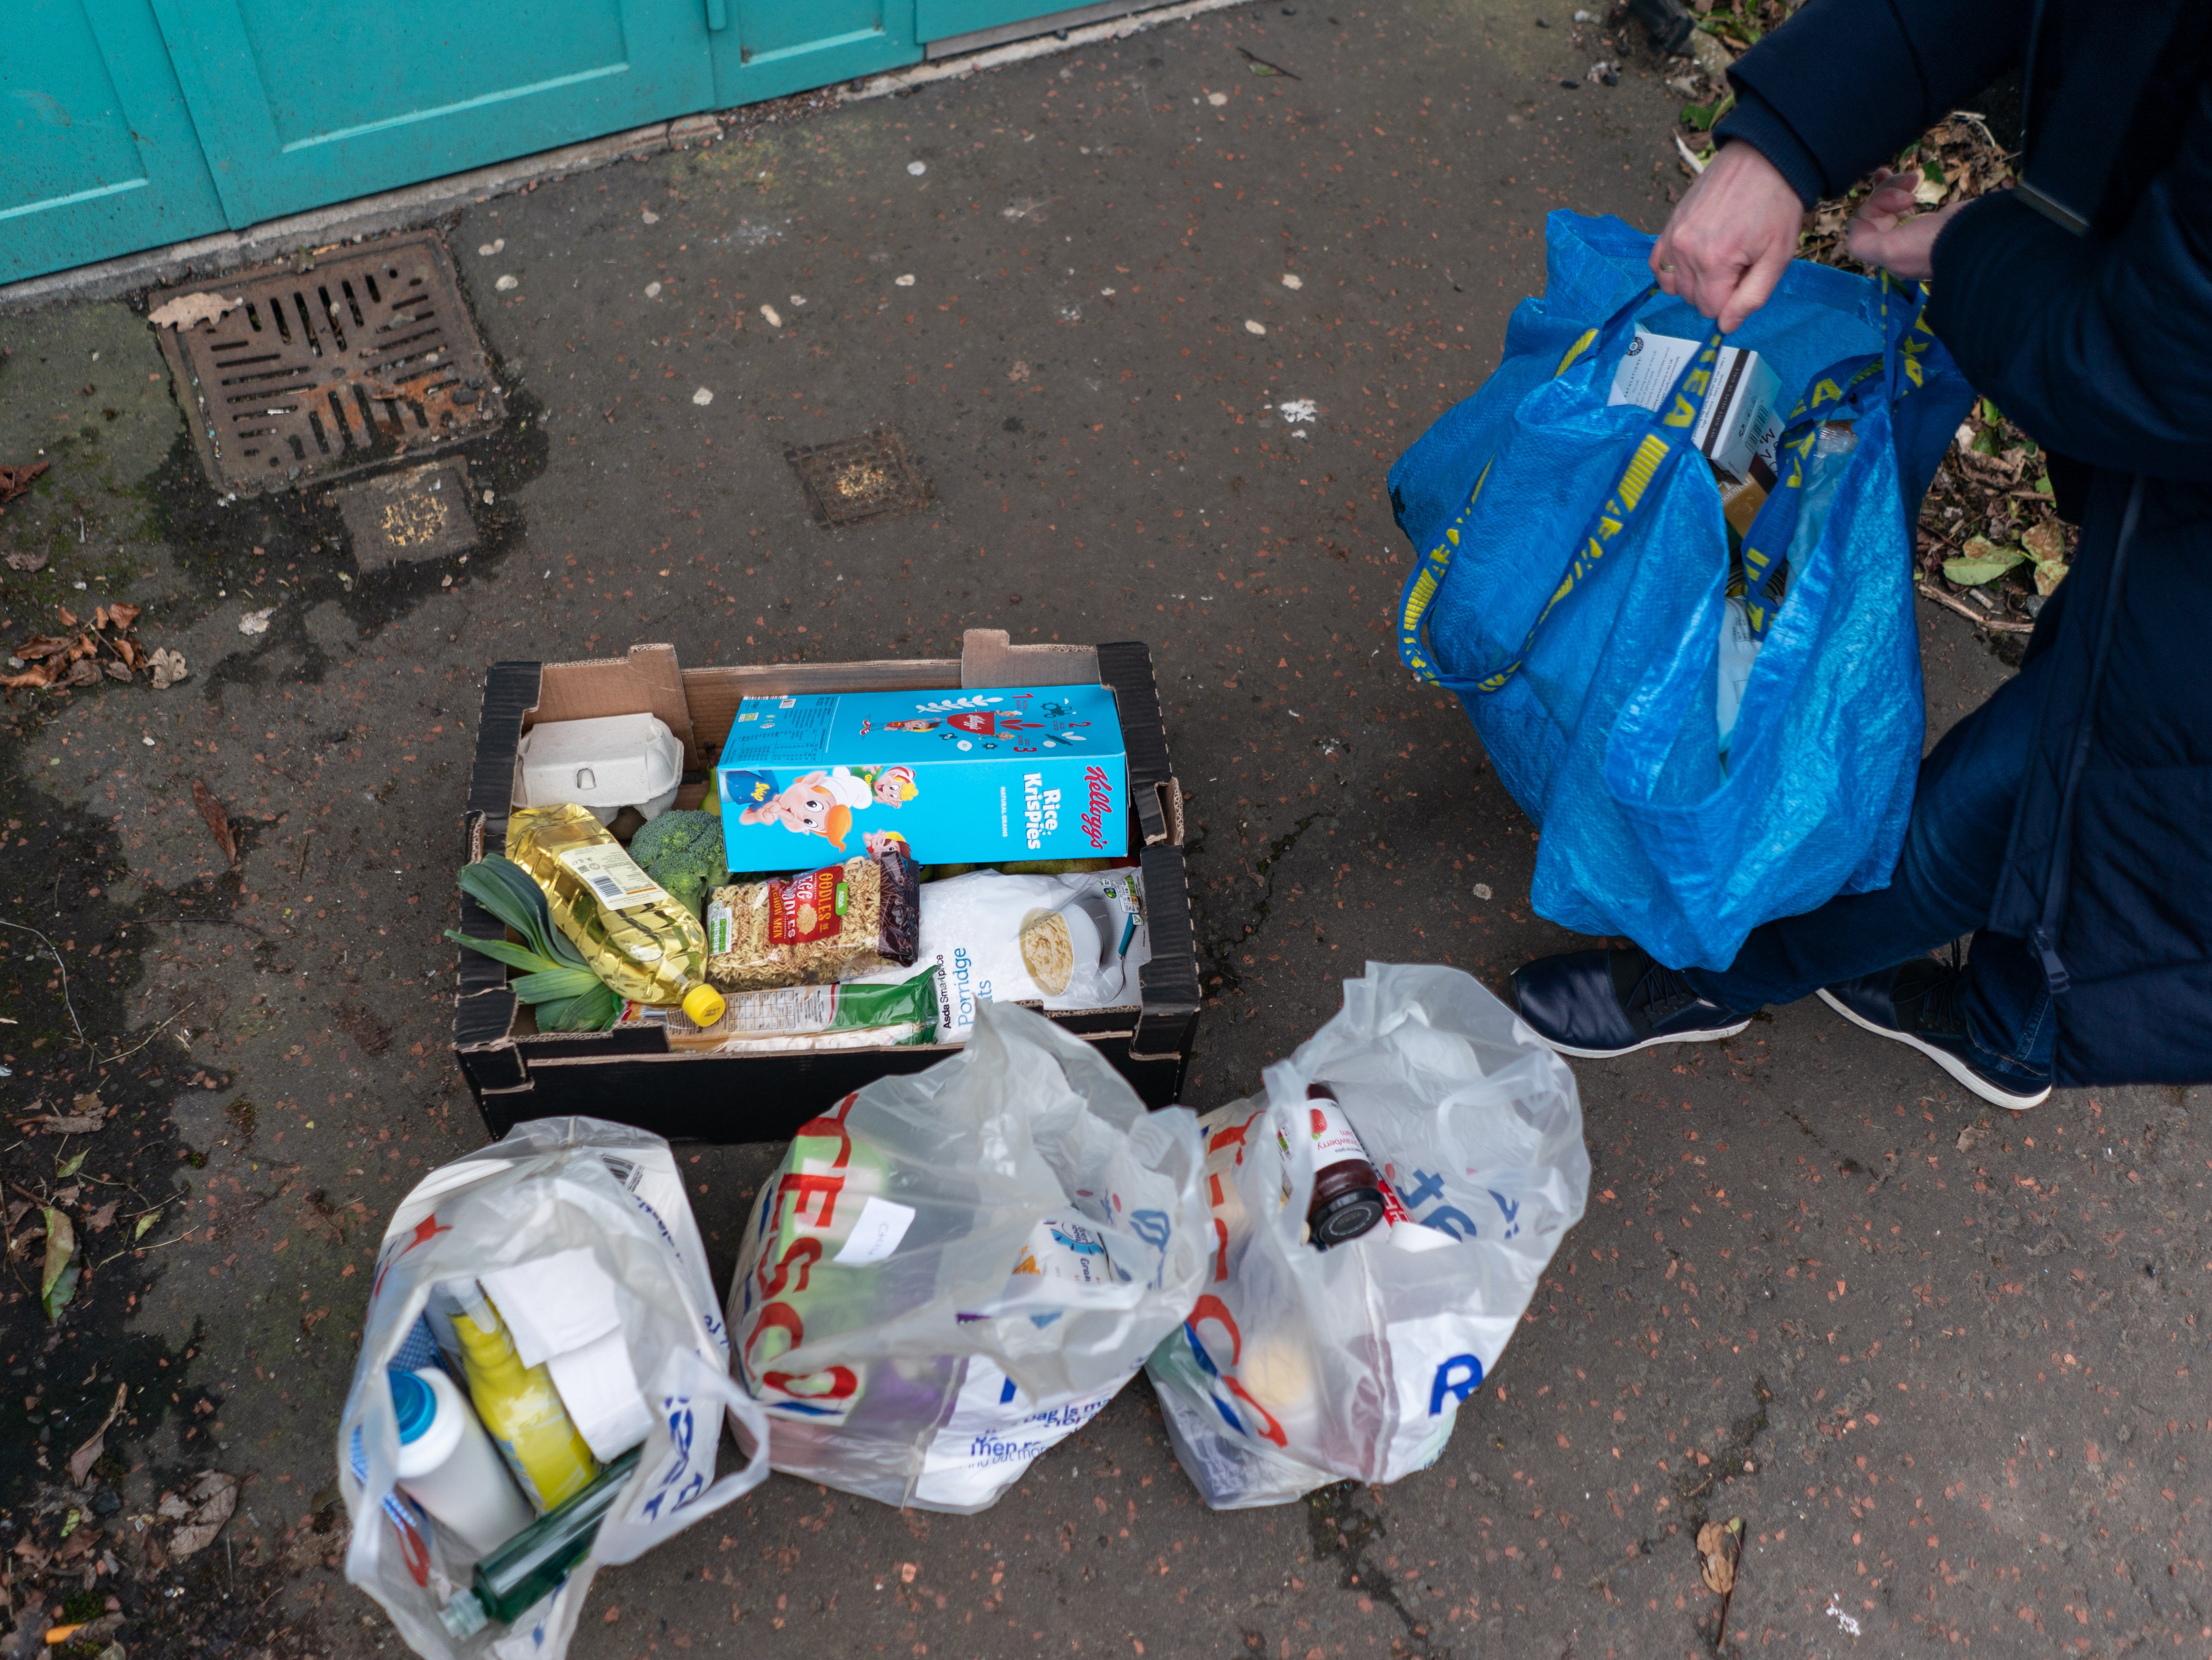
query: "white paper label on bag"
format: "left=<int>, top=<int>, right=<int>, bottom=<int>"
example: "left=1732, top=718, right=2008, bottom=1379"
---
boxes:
left=912, top=1356, right=1125, bottom=1508
left=833, top=1197, right=917, bottom=1266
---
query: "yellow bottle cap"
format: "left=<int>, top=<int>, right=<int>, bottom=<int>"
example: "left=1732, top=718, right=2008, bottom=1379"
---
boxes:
left=682, top=983, right=726, bottom=1028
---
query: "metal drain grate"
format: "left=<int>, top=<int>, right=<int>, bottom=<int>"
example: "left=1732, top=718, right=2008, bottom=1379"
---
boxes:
left=785, top=430, right=934, bottom=528
left=154, top=231, right=504, bottom=495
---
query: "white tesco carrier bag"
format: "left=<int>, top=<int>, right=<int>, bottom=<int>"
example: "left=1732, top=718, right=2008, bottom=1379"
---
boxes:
left=1145, top=964, right=1589, bottom=1508
left=340, top=1119, right=770, bottom=1659
left=727, top=999, right=1208, bottom=1513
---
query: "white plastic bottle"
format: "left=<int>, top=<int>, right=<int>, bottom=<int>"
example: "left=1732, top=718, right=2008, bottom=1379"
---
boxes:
left=391, top=1367, right=534, bottom=1559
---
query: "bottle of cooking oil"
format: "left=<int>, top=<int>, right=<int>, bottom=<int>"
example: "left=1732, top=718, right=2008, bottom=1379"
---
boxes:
left=506, top=804, right=724, bottom=1024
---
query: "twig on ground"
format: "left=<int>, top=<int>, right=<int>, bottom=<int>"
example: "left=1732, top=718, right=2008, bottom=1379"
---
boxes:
left=0, top=918, right=84, bottom=1047
left=96, top=1003, right=197, bottom=1066
left=1915, top=580, right=2036, bottom=634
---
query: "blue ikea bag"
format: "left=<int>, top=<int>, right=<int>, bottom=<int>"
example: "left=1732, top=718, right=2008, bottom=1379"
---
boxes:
left=1390, top=212, right=1974, bottom=970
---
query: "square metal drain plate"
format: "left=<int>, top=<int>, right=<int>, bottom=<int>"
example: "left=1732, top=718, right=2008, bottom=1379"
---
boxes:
left=785, top=431, right=933, bottom=527
left=154, top=231, right=504, bottom=496
left=331, top=460, right=477, bottom=570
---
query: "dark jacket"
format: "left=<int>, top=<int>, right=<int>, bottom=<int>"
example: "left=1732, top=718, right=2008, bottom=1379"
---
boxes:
left=1713, top=0, right=2212, bottom=1085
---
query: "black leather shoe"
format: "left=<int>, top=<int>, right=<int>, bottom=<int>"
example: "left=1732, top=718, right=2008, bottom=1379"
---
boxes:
left=1817, top=958, right=2051, bottom=1110
left=1511, top=946, right=1754, bottom=1059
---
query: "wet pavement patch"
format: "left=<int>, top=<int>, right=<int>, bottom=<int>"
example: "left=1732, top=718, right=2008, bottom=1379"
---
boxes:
left=152, top=231, right=504, bottom=497
left=784, top=429, right=935, bottom=528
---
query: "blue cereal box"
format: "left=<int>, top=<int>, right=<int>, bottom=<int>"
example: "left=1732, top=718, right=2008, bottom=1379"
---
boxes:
left=715, top=684, right=1129, bottom=871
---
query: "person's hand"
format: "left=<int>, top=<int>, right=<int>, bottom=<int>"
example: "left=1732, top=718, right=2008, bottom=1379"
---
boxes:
left=1845, top=167, right=1970, bottom=281
left=1650, top=141, right=1805, bottom=334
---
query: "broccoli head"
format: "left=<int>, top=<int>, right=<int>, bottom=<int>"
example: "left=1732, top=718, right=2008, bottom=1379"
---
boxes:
left=626, top=809, right=728, bottom=918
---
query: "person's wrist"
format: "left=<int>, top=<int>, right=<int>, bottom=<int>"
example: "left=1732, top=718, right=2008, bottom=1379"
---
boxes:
left=1711, top=88, right=1826, bottom=209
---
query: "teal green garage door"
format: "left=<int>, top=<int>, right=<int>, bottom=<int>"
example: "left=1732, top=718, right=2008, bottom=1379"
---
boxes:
left=3, top=0, right=228, bottom=285
left=708, top=0, right=920, bottom=108
left=913, top=0, right=1066, bottom=45
left=143, top=0, right=720, bottom=228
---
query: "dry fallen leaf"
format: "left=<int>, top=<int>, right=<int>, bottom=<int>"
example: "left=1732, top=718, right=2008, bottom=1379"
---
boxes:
left=155, top=1492, right=191, bottom=1521
left=104, top=601, right=141, bottom=630
left=0, top=460, right=50, bottom=510
left=1957, top=1124, right=1985, bottom=1153
left=3, top=551, right=47, bottom=573
left=1698, top=1519, right=1738, bottom=1596
left=147, top=292, right=240, bottom=332
left=150, top=646, right=189, bottom=689
left=192, top=779, right=238, bottom=866
left=168, top=1471, right=238, bottom=1558
left=102, top=659, right=132, bottom=682
left=31, top=1115, right=106, bottom=1135
left=67, top=1382, right=130, bottom=1487
left=61, top=657, right=103, bottom=688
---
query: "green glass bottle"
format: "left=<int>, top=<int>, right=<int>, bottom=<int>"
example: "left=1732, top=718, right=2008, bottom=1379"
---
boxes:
left=438, top=1445, right=643, bottom=1637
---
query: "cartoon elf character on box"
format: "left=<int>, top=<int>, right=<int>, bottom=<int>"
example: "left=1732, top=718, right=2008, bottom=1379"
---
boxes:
left=856, top=763, right=918, bottom=808
left=723, top=764, right=917, bottom=851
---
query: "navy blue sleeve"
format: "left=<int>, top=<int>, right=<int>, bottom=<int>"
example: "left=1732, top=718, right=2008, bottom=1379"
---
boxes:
left=1712, top=88, right=1828, bottom=209
left=1926, top=84, right=2212, bottom=482
left=1712, top=0, right=2031, bottom=199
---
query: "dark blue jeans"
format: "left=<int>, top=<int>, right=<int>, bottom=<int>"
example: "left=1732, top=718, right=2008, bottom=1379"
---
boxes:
left=1684, top=653, right=2055, bottom=1087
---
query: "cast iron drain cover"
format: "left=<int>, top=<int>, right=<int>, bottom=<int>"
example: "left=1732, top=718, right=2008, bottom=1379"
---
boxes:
left=153, top=231, right=504, bottom=496
left=785, top=431, right=933, bottom=527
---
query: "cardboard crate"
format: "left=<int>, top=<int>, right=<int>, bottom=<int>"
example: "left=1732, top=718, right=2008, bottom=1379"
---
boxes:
left=453, top=631, right=1199, bottom=1142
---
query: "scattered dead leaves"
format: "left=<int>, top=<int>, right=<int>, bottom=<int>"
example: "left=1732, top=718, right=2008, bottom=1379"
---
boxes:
left=5, top=597, right=183, bottom=695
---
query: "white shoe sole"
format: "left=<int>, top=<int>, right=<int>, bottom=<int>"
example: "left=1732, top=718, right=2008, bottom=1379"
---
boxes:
left=1815, top=988, right=2051, bottom=1111
left=1535, top=1019, right=1751, bottom=1060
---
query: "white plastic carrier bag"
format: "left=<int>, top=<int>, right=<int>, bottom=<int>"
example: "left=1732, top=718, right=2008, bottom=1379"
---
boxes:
left=727, top=998, right=1208, bottom=1513
left=1145, top=963, right=1589, bottom=1508
left=340, top=1118, right=770, bottom=1660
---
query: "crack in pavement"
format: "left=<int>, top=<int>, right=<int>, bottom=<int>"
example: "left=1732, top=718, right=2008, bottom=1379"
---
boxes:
left=1193, top=812, right=1321, bottom=1000
left=1304, top=1481, right=1451, bottom=1660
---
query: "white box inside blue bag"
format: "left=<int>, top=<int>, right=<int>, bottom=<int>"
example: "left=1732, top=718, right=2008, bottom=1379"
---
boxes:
left=715, top=683, right=1130, bottom=872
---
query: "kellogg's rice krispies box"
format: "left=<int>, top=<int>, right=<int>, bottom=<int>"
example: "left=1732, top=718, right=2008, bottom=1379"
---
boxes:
left=715, top=683, right=1129, bottom=872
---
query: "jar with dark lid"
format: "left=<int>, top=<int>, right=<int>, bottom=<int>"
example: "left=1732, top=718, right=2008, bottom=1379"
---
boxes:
left=1302, top=1083, right=1385, bottom=1249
